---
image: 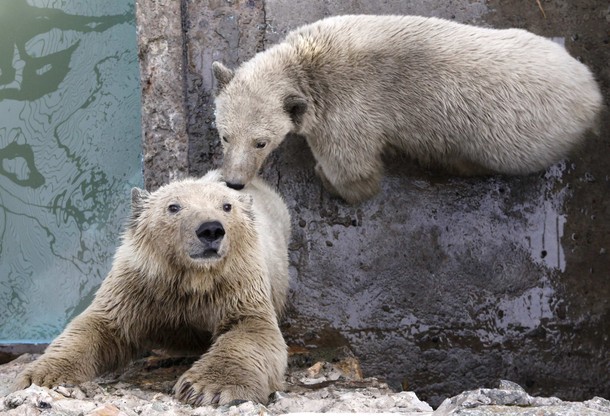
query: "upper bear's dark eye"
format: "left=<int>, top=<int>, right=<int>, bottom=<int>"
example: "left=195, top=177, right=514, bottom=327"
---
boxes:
left=222, top=136, right=229, bottom=143
left=168, top=204, right=181, bottom=213
left=255, top=141, right=267, bottom=149
left=223, top=203, right=232, bottom=212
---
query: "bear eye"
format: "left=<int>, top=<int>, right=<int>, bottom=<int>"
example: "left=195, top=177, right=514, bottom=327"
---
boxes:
left=223, top=203, right=232, bottom=212
left=255, top=141, right=267, bottom=149
left=222, top=136, right=229, bottom=143
left=168, top=204, right=181, bottom=213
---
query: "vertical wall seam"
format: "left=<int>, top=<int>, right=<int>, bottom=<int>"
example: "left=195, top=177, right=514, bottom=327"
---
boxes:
left=180, top=0, right=191, bottom=176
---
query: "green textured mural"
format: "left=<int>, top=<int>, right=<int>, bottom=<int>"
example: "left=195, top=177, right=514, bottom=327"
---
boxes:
left=0, top=0, right=142, bottom=343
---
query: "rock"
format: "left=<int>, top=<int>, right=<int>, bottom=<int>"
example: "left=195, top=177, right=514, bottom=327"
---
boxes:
left=433, top=380, right=609, bottom=415
left=88, top=403, right=124, bottom=416
left=268, top=386, right=433, bottom=414
left=584, top=397, right=610, bottom=413
left=2, top=405, right=41, bottom=416
left=300, top=361, right=343, bottom=384
left=334, top=356, right=364, bottom=381
left=2, top=356, right=608, bottom=415
left=3, top=384, right=64, bottom=410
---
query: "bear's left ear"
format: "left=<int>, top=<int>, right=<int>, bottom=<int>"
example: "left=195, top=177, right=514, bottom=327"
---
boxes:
left=283, top=94, right=308, bottom=126
left=131, top=187, right=150, bottom=221
left=237, top=193, right=253, bottom=208
left=237, top=193, right=255, bottom=221
left=212, top=61, right=234, bottom=94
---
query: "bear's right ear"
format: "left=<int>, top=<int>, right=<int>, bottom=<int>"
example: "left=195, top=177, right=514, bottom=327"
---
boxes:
left=283, top=94, right=308, bottom=126
left=199, top=169, right=223, bottom=184
left=212, top=61, right=234, bottom=93
left=131, top=187, right=149, bottom=221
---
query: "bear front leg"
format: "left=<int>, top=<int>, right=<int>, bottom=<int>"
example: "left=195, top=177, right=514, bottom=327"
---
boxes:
left=13, top=313, right=134, bottom=391
left=174, top=316, right=286, bottom=406
left=315, top=159, right=382, bottom=204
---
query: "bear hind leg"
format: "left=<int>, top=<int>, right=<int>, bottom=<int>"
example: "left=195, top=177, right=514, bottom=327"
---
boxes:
left=445, top=158, right=495, bottom=176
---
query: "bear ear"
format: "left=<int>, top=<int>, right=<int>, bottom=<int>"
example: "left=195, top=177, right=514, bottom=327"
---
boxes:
left=236, top=193, right=256, bottom=221
left=283, top=94, right=308, bottom=126
left=131, top=187, right=149, bottom=221
left=212, top=61, right=234, bottom=93
left=198, top=169, right=223, bottom=184
left=237, top=193, right=253, bottom=208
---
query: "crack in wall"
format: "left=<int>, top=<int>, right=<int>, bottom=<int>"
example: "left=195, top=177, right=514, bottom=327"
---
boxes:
left=180, top=0, right=191, bottom=175
left=260, top=0, right=268, bottom=52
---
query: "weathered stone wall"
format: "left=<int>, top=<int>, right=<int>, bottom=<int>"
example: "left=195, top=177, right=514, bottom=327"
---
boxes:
left=136, top=0, right=189, bottom=190
left=135, top=0, right=610, bottom=406
left=184, top=0, right=267, bottom=178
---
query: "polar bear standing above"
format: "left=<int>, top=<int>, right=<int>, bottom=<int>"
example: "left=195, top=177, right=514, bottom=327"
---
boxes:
left=13, top=170, right=291, bottom=406
left=213, top=14, right=603, bottom=204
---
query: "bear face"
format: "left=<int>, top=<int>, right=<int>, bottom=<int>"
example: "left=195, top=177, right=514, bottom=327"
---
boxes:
left=213, top=61, right=308, bottom=191
left=129, top=178, right=255, bottom=271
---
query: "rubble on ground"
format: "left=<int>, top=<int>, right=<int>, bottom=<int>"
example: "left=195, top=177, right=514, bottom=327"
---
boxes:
left=1, top=352, right=608, bottom=415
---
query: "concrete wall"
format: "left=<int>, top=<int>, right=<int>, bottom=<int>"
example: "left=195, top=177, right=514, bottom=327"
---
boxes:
left=136, top=0, right=609, bottom=406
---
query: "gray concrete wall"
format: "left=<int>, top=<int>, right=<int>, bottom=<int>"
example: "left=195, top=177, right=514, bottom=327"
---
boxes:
left=136, top=0, right=189, bottom=190
left=136, top=0, right=609, bottom=407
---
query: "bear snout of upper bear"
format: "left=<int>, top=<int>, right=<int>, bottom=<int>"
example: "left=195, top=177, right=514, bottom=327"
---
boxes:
left=222, top=160, right=256, bottom=192
left=193, top=220, right=225, bottom=259
left=226, top=182, right=245, bottom=190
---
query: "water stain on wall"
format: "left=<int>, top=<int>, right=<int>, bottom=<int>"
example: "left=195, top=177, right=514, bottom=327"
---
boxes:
left=0, top=0, right=142, bottom=343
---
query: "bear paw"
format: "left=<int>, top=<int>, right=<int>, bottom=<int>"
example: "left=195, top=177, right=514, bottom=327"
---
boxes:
left=174, top=368, right=267, bottom=406
left=13, top=360, right=81, bottom=391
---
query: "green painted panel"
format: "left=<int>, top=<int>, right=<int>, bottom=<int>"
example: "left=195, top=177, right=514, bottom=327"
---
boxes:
left=0, top=0, right=142, bottom=343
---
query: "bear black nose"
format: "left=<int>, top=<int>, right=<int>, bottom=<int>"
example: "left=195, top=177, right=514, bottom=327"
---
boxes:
left=226, top=182, right=244, bottom=190
left=196, top=221, right=225, bottom=243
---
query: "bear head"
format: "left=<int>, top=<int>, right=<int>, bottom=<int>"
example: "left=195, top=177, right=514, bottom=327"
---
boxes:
left=128, top=171, right=255, bottom=273
left=212, top=61, right=308, bottom=191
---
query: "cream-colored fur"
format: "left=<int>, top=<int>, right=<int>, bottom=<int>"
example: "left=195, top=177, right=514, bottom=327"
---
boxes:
left=213, top=14, right=603, bottom=204
left=13, top=170, right=291, bottom=406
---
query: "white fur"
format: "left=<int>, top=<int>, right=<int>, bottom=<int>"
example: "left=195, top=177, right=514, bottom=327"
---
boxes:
left=14, top=170, right=291, bottom=406
left=214, top=15, right=603, bottom=203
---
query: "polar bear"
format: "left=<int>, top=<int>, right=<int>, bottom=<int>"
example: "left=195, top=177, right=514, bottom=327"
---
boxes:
left=13, top=170, right=291, bottom=406
left=212, top=14, right=603, bottom=204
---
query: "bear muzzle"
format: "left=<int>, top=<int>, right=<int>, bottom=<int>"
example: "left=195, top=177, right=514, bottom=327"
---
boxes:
left=192, top=221, right=225, bottom=259
left=226, top=182, right=245, bottom=190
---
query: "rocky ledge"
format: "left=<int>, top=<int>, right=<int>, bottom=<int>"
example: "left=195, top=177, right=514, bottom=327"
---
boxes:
left=0, top=353, right=608, bottom=416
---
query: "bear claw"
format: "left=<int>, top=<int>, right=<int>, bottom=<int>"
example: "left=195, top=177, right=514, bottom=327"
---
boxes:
left=176, top=380, right=191, bottom=396
left=175, top=375, right=257, bottom=407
